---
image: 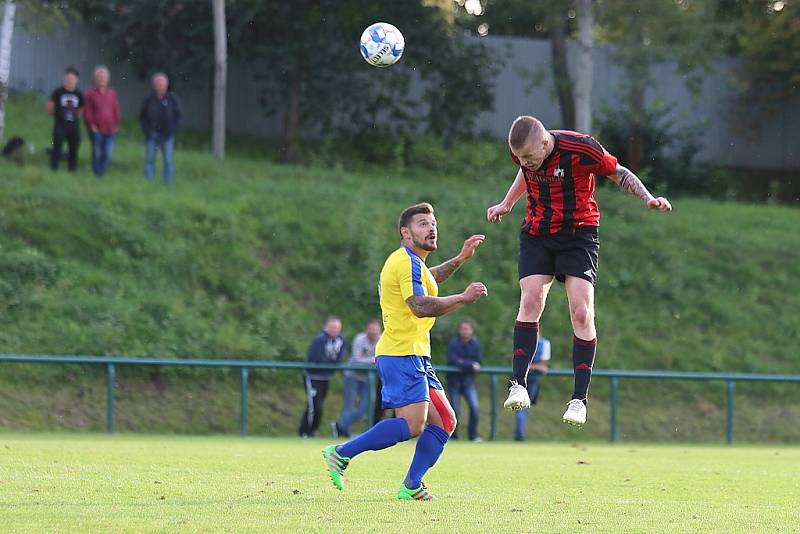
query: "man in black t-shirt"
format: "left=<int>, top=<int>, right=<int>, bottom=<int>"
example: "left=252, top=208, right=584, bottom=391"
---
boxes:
left=47, top=67, right=84, bottom=171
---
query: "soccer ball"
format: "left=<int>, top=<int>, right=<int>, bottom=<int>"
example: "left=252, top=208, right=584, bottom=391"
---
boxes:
left=359, top=22, right=405, bottom=68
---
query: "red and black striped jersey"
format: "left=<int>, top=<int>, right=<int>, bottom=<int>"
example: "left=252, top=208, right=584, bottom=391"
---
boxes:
left=511, top=130, right=618, bottom=236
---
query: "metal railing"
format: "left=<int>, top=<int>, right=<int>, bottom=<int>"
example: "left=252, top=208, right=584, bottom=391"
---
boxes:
left=1, top=354, right=799, bottom=443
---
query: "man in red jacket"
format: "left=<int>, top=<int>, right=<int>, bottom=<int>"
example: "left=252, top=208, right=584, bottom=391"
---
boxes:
left=83, top=65, right=120, bottom=177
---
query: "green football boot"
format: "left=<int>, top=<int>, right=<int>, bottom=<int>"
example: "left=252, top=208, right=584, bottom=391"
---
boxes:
left=397, top=482, right=435, bottom=501
left=321, top=445, right=350, bottom=490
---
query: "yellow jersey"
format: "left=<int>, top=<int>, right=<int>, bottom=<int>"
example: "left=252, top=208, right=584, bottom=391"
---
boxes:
left=375, top=246, right=439, bottom=357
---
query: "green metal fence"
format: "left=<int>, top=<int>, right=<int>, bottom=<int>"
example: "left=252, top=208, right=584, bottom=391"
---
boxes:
left=1, top=354, right=798, bottom=443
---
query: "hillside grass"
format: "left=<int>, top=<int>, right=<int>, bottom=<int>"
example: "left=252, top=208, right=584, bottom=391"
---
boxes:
left=1, top=434, right=798, bottom=533
left=0, top=91, right=798, bottom=440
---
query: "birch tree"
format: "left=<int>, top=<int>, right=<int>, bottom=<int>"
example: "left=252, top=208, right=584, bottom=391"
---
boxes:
left=574, top=0, right=593, bottom=133
left=212, top=0, right=226, bottom=160
left=0, top=0, right=16, bottom=144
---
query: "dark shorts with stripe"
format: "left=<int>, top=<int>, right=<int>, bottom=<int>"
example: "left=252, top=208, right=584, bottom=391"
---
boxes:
left=518, top=227, right=599, bottom=284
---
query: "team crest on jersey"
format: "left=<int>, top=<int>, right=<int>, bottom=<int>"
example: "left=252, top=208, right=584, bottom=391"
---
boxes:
left=554, top=167, right=565, bottom=177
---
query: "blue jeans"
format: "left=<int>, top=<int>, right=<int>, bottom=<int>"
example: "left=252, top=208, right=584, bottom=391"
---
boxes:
left=144, top=132, right=175, bottom=184
left=514, top=372, right=542, bottom=440
left=337, top=375, right=370, bottom=436
left=448, top=374, right=480, bottom=440
left=90, top=132, right=116, bottom=177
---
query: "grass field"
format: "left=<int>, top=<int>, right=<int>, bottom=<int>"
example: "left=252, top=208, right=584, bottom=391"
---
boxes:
left=1, top=434, right=798, bottom=532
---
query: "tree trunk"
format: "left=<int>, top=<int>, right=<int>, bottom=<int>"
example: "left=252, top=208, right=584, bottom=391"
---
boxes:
left=283, top=78, right=302, bottom=164
left=548, top=12, right=575, bottom=130
left=626, top=20, right=646, bottom=174
left=211, top=0, right=226, bottom=160
left=574, top=0, right=593, bottom=134
left=0, top=0, right=16, bottom=145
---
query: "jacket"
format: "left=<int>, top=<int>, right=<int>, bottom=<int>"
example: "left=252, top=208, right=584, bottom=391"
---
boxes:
left=139, top=92, right=182, bottom=136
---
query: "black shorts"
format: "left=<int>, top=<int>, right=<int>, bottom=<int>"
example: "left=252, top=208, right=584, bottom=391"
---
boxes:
left=518, top=227, right=599, bottom=284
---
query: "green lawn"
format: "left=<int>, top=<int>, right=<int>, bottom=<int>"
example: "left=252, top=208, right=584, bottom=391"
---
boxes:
left=0, top=434, right=797, bottom=532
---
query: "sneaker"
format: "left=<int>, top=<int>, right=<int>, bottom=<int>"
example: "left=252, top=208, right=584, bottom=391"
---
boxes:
left=321, top=444, right=350, bottom=490
left=330, top=421, right=340, bottom=438
left=503, top=381, right=531, bottom=411
left=562, top=399, right=587, bottom=426
left=397, top=482, right=435, bottom=501
left=469, top=437, right=483, bottom=443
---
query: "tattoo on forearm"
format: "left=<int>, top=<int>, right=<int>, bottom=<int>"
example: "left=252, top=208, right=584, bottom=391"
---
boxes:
left=614, top=164, right=654, bottom=202
left=406, top=296, right=443, bottom=317
left=429, top=257, right=463, bottom=283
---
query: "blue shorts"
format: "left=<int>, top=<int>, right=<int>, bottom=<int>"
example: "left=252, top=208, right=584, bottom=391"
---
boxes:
left=375, top=355, right=444, bottom=409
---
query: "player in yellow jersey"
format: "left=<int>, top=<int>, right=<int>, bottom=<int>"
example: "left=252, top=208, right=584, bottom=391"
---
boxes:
left=322, top=202, right=487, bottom=500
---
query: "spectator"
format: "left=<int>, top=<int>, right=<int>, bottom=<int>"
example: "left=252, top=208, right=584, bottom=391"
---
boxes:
left=447, top=319, right=482, bottom=442
left=514, top=336, right=551, bottom=441
left=299, top=317, right=346, bottom=438
left=139, top=72, right=181, bottom=184
left=84, top=65, right=120, bottom=177
left=332, top=319, right=381, bottom=438
left=47, top=67, right=83, bottom=172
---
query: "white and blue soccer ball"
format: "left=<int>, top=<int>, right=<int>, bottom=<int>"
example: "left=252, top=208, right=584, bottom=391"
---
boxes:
left=359, top=22, right=405, bottom=68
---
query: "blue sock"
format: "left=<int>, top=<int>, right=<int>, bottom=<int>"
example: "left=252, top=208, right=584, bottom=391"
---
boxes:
left=403, top=424, right=450, bottom=489
left=336, top=418, right=410, bottom=459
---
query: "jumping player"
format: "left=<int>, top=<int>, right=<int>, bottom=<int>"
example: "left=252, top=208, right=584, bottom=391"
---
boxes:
left=322, top=202, right=487, bottom=500
left=487, top=116, right=672, bottom=426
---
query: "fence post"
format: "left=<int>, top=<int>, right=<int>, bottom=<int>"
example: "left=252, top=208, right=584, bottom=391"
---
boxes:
left=610, top=376, right=619, bottom=443
left=240, top=367, right=249, bottom=436
left=490, top=374, right=498, bottom=441
left=106, top=363, right=115, bottom=433
left=367, top=369, right=376, bottom=428
left=726, top=380, right=735, bottom=445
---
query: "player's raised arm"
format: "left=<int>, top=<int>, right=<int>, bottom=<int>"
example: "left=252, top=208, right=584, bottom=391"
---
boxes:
left=429, top=234, right=485, bottom=283
left=406, top=282, right=488, bottom=318
left=607, top=164, right=673, bottom=212
left=487, top=168, right=526, bottom=224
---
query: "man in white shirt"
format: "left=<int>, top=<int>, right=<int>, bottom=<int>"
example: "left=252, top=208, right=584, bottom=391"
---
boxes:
left=332, top=319, right=381, bottom=437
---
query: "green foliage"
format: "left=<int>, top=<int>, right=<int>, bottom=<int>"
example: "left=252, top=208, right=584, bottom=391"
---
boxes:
left=71, top=1, right=224, bottom=88
left=72, top=1, right=496, bottom=151
left=455, top=0, right=559, bottom=38
left=723, top=0, right=800, bottom=117
left=236, top=0, right=496, bottom=140
left=593, top=99, right=705, bottom=194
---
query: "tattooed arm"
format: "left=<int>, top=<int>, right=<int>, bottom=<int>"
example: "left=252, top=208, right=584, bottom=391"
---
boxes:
left=429, top=234, right=486, bottom=283
left=406, top=283, right=488, bottom=318
left=608, top=164, right=673, bottom=211
left=429, top=257, right=465, bottom=284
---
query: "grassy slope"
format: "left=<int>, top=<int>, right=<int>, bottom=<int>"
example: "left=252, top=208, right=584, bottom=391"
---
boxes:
left=0, top=434, right=798, bottom=533
left=0, top=92, right=799, bottom=439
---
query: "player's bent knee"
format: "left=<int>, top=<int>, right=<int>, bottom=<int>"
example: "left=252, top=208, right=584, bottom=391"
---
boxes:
left=408, top=421, right=426, bottom=438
